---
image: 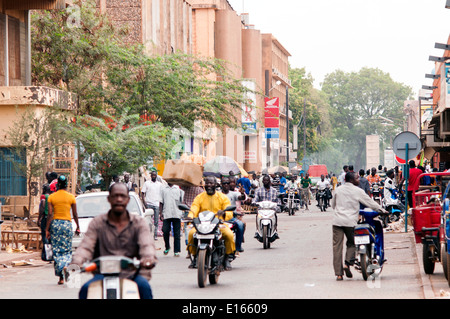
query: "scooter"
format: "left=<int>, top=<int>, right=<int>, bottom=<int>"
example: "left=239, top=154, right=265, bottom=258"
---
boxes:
left=354, top=208, right=388, bottom=281
left=381, top=188, right=404, bottom=228
left=284, top=188, right=300, bottom=215
left=255, top=201, right=279, bottom=249
left=78, top=256, right=153, bottom=299
left=179, top=204, right=236, bottom=288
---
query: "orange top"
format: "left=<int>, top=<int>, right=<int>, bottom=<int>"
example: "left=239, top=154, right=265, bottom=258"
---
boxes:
left=48, top=190, right=76, bottom=221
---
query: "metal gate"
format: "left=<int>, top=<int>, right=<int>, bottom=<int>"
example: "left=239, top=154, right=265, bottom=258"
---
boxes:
left=0, top=148, right=27, bottom=203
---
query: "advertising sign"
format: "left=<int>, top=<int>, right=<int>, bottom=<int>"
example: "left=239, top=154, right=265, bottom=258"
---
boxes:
left=265, top=97, right=279, bottom=128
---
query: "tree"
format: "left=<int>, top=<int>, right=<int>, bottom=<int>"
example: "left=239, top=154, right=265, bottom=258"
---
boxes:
left=62, top=110, right=175, bottom=188
left=321, top=67, right=413, bottom=170
left=1, top=107, right=71, bottom=217
left=288, top=67, right=331, bottom=161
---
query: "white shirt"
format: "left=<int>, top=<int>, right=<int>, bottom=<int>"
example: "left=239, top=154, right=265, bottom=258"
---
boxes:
left=160, top=185, right=184, bottom=219
left=331, top=182, right=383, bottom=227
left=142, top=180, right=162, bottom=206
left=316, top=180, right=330, bottom=190
left=383, top=177, right=395, bottom=200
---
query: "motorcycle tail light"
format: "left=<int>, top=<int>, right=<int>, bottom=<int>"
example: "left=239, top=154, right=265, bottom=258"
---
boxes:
left=354, top=228, right=370, bottom=236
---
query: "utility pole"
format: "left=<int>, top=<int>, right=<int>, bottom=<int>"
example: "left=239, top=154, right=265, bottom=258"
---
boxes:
left=303, top=98, right=307, bottom=159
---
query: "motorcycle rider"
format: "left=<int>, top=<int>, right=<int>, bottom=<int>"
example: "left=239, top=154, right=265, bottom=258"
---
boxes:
left=252, top=175, right=279, bottom=204
left=316, top=174, right=331, bottom=208
left=331, top=172, right=386, bottom=281
left=221, top=176, right=246, bottom=253
left=185, top=176, right=235, bottom=270
left=383, top=169, right=396, bottom=200
left=71, top=182, right=157, bottom=299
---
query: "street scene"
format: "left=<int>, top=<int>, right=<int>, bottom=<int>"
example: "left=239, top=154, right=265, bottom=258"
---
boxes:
left=1, top=0, right=450, bottom=305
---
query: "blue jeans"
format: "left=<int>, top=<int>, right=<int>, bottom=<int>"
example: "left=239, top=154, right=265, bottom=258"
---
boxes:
left=79, top=274, right=153, bottom=299
left=229, top=217, right=245, bottom=252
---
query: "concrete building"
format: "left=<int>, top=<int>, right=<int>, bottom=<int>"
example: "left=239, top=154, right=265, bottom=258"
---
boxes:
left=0, top=0, right=77, bottom=216
left=96, top=0, right=292, bottom=173
left=421, top=34, right=450, bottom=169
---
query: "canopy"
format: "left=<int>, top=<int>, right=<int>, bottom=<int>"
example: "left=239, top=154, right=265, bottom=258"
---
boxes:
left=262, top=166, right=288, bottom=175
left=203, top=156, right=242, bottom=177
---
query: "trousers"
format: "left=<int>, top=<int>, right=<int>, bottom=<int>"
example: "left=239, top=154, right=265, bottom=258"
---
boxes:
left=188, top=226, right=235, bottom=255
left=332, top=225, right=356, bottom=276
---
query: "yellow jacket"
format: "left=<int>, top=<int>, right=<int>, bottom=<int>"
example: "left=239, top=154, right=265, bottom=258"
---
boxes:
left=188, top=192, right=232, bottom=221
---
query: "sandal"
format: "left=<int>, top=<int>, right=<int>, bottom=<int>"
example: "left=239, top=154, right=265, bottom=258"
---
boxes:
left=343, top=266, right=353, bottom=278
left=336, top=275, right=343, bottom=281
left=164, top=249, right=170, bottom=255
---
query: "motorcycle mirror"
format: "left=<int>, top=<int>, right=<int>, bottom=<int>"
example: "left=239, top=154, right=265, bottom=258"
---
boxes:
left=224, top=205, right=236, bottom=212
left=178, top=204, right=190, bottom=211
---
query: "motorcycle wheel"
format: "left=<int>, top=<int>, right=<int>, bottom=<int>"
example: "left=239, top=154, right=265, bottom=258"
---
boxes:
left=197, top=249, right=209, bottom=288
left=423, top=243, right=435, bottom=275
left=360, top=253, right=370, bottom=281
left=263, top=225, right=270, bottom=249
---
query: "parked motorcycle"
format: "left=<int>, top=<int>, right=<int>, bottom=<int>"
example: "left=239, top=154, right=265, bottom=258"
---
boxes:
left=255, top=201, right=279, bottom=249
left=381, top=188, right=405, bottom=228
left=284, top=188, right=300, bottom=215
left=354, top=208, right=388, bottom=281
left=77, top=256, right=154, bottom=299
left=178, top=203, right=236, bottom=288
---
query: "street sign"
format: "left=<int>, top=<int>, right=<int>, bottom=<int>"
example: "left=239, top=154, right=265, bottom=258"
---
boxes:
left=393, top=132, right=422, bottom=161
left=265, top=128, right=279, bottom=139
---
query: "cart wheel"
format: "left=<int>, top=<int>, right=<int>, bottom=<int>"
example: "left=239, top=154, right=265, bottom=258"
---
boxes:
left=423, top=243, right=435, bottom=275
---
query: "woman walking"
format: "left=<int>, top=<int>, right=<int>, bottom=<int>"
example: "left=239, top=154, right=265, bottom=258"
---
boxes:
left=46, top=175, right=80, bottom=284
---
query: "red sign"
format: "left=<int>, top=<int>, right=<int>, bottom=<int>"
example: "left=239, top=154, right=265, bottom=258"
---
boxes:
left=264, top=97, right=279, bottom=128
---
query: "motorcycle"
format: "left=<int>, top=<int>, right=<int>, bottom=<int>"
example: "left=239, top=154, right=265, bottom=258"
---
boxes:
left=371, top=182, right=382, bottom=205
left=255, top=201, right=279, bottom=249
left=178, top=204, right=236, bottom=288
left=381, top=188, right=405, bottom=228
left=77, top=256, right=154, bottom=299
left=354, top=208, right=388, bottom=281
left=283, top=188, right=300, bottom=215
left=316, top=188, right=328, bottom=212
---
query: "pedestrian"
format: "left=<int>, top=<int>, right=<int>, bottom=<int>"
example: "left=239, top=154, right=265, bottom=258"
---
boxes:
left=331, top=172, right=385, bottom=281
left=141, top=170, right=163, bottom=240
left=221, top=176, right=246, bottom=253
left=48, top=172, right=58, bottom=193
left=38, top=184, right=51, bottom=261
left=300, top=173, right=312, bottom=205
left=160, top=183, right=184, bottom=257
left=123, top=173, right=136, bottom=192
left=400, top=160, right=423, bottom=208
left=237, top=174, right=252, bottom=195
left=358, top=169, right=370, bottom=195
left=45, top=175, right=80, bottom=285
left=71, top=183, right=157, bottom=299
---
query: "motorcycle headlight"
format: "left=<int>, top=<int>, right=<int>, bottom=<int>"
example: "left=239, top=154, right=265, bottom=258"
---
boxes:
left=258, top=210, right=275, bottom=218
left=196, top=222, right=216, bottom=234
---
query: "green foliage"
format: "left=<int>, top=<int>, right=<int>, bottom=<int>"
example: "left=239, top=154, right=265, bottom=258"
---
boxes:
left=321, top=67, right=413, bottom=169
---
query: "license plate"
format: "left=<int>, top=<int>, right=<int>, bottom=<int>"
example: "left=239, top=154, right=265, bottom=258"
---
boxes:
left=196, top=234, right=215, bottom=240
left=355, top=235, right=370, bottom=245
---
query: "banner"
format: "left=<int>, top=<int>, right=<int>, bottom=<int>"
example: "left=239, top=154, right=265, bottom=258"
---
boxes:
left=264, top=97, right=279, bottom=128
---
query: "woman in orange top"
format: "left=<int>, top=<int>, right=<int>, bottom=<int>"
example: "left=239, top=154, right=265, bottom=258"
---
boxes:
left=46, top=175, right=80, bottom=285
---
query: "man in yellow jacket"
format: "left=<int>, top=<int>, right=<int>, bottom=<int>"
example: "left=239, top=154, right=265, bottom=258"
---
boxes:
left=187, top=176, right=235, bottom=270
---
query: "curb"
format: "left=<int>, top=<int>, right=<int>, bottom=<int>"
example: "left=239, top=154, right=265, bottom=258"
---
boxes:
left=411, top=233, right=436, bottom=299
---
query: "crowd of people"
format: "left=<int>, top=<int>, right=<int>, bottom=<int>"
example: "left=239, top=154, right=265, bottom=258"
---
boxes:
left=37, top=160, right=436, bottom=296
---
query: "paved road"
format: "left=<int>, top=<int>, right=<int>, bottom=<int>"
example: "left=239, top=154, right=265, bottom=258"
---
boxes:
left=1, top=205, right=449, bottom=300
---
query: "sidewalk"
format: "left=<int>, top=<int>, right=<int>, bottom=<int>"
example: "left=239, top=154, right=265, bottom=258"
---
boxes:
left=0, top=250, right=41, bottom=267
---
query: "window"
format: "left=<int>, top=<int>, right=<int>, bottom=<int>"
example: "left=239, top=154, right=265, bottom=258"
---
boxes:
left=0, top=148, right=27, bottom=197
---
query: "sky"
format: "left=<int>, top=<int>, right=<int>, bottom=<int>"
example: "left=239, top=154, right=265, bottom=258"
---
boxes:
left=227, top=0, right=450, bottom=98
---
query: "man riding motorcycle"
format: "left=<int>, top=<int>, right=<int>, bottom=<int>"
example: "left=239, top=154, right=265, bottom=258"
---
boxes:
left=185, top=176, right=236, bottom=270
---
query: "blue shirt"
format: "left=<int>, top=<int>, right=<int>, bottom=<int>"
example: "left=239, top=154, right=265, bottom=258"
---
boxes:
left=279, top=177, right=287, bottom=194
left=237, top=177, right=251, bottom=195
